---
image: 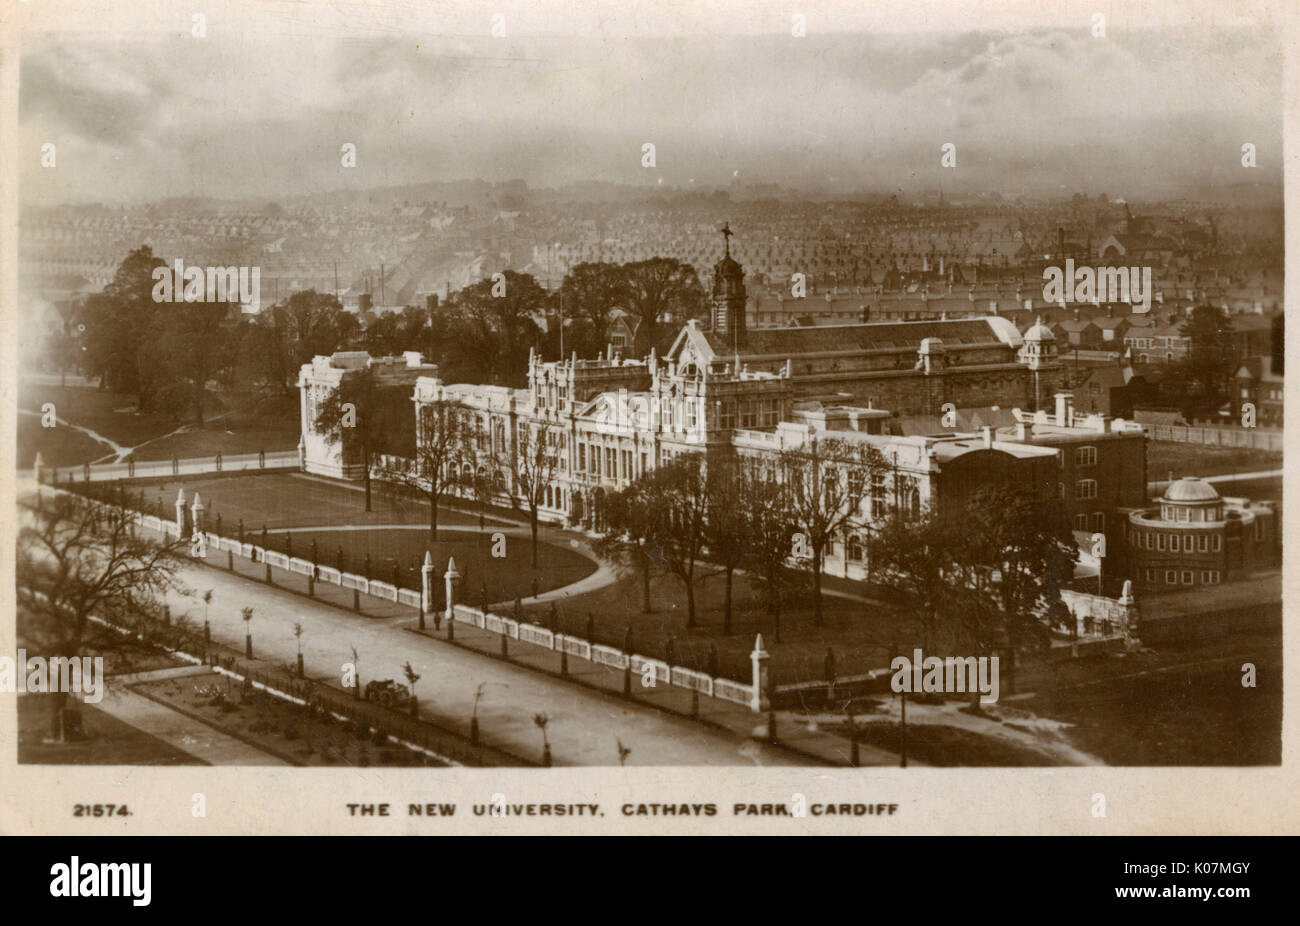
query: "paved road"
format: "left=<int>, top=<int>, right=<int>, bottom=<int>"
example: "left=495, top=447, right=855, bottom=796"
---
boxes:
left=165, top=561, right=824, bottom=767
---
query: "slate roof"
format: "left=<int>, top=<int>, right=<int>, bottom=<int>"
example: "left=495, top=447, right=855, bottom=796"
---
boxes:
left=702, top=318, right=1009, bottom=357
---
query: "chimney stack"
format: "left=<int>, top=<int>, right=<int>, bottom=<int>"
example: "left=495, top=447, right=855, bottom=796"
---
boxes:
left=1054, top=392, right=1073, bottom=426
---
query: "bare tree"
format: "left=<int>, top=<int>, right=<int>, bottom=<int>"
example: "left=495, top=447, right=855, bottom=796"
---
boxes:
left=499, top=418, right=564, bottom=568
left=457, top=455, right=504, bottom=530
left=17, top=490, right=185, bottom=739
left=740, top=463, right=796, bottom=642
left=377, top=398, right=473, bottom=542
left=782, top=437, right=887, bottom=626
left=704, top=455, right=750, bottom=635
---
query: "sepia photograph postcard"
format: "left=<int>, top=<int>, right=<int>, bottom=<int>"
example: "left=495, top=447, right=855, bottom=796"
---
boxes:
left=0, top=0, right=1296, bottom=842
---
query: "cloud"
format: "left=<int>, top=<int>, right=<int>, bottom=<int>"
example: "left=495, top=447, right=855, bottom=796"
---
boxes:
left=17, top=24, right=1283, bottom=202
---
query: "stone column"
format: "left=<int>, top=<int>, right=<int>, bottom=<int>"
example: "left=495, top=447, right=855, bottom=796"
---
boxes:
left=750, top=634, right=770, bottom=713
left=190, top=492, right=205, bottom=536
left=420, top=551, right=434, bottom=630
left=174, top=488, right=186, bottom=535
left=444, top=556, right=461, bottom=625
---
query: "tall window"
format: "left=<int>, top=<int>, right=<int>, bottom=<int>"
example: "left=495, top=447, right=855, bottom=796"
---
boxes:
left=720, top=400, right=736, bottom=430
left=1076, top=479, right=1097, bottom=500
left=761, top=398, right=779, bottom=427
left=1075, top=446, right=1097, bottom=466
left=871, top=474, right=887, bottom=519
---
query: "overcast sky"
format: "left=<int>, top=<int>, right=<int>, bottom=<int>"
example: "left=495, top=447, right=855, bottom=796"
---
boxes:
left=16, top=0, right=1286, bottom=204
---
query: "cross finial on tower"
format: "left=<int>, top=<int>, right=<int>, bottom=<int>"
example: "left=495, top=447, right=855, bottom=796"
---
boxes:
left=720, top=222, right=733, bottom=257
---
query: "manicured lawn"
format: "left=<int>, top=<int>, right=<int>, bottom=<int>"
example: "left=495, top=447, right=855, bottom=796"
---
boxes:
left=16, top=415, right=114, bottom=468
left=19, top=382, right=176, bottom=449
left=118, top=472, right=496, bottom=533
left=17, top=382, right=299, bottom=466
left=128, top=425, right=299, bottom=461
left=265, top=527, right=596, bottom=601
left=523, top=566, right=918, bottom=685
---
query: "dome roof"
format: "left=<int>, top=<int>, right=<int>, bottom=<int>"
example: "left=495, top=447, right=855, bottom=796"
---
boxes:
left=1163, top=477, right=1220, bottom=503
left=1024, top=319, right=1055, bottom=341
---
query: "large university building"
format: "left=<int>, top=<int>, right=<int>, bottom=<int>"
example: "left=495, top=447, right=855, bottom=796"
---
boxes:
left=300, top=228, right=1146, bottom=582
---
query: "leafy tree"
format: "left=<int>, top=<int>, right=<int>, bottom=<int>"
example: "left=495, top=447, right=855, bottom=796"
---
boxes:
left=1173, top=306, right=1237, bottom=418
left=447, top=271, right=545, bottom=385
left=251, top=290, right=359, bottom=395
left=865, top=505, right=966, bottom=653
left=558, top=262, right=629, bottom=357
left=78, top=246, right=165, bottom=401
left=640, top=453, right=710, bottom=628
left=954, top=487, right=1074, bottom=694
left=362, top=305, right=430, bottom=360
left=868, top=486, right=1074, bottom=694
left=598, top=480, right=659, bottom=613
left=313, top=367, right=413, bottom=512
left=155, top=302, right=244, bottom=425
left=622, top=258, right=705, bottom=354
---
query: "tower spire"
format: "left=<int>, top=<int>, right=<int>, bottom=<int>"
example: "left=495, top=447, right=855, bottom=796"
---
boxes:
left=720, top=222, right=733, bottom=258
